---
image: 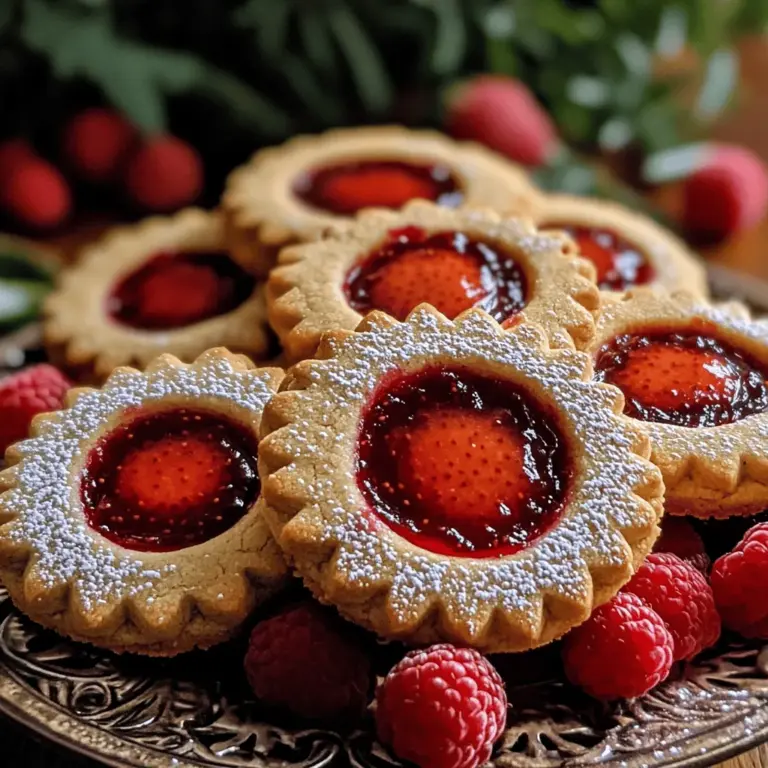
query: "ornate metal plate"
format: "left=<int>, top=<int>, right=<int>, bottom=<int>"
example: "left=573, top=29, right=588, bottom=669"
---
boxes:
left=0, top=265, right=768, bottom=768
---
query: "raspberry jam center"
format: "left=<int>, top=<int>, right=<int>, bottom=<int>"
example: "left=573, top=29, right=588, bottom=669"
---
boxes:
left=357, top=366, right=571, bottom=557
left=594, top=329, right=768, bottom=427
left=108, top=250, right=255, bottom=330
left=81, top=408, right=260, bottom=552
left=293, top=160, right=462, bottom=215
left=345, top=227, right=528, bottom=322
left=543, top=224, right=654, bottom=291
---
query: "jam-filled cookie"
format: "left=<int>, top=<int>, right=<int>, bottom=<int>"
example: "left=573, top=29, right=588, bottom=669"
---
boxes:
left=0, top=349, right=288, bottom=655
left=531, top=195, right=709, bottom=297
left=259, top=307, right=663, bottom=652
left=590, top=289, right=768, bottom=518
left=222, top=126, right=540, bottom=277
left=44, top=209, right=270, bottom=382
left=267, top=201, right=600, bottom=361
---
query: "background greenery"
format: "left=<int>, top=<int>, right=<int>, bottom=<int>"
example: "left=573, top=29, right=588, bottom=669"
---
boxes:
left=1, top=0, right=767, bottom=193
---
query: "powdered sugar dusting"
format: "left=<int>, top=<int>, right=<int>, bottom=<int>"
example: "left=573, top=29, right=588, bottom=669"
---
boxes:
left=271, top=308, right=660, bottom=638
left=0, top=354, right=274, bottom=611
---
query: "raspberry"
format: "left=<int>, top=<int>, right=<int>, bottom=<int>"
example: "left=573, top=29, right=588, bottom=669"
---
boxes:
left=623, top=553, right=720, bottom=660
left=63, top=108, right=137, bottom=183
left=682, top=144, right=768, bottom=241
left=124, top=135, right=203, bottom=212
left=0, top=139, right=34, bottom=177
left=446, top=75, right=558, bottom=167
left=653, top=516, right=710, bottom=573
left=0, top=159, right=72, bottom=229
left=711, top=523, right=768, bottom=638
left=244, top=602, right=371, bottom=723
left=562, top=592, right=674, bottom=700
left=376, top=644, right=507, bottom=768
left=0, top=365, right=71, bottom=454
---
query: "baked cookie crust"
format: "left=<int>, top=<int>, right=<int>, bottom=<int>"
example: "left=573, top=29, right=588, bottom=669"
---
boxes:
left=0, top=349, right=288, bottom=655
left=259, top=307, right=663, bottom=652
left=268, top=200, right=600, bottom=362
left=223, top=126, right=541, bottom=276
left=44, top=208, right=270, bottom=382
left=531, top=194, right=709, bottom=298
left=589, top=288, right=768, bottom=518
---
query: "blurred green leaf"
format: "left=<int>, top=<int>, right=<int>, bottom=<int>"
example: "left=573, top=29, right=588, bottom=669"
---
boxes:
left=327, top=5, right=394, bottom=114
left=0, top=251, right=54, bottom=282
left=696, top=48, right=737, bottom=119
left=0, top=279, right=50, bottom=330
left=430, top=0, right=467, bottom=76
left=642, top=142, right=708, bottom=183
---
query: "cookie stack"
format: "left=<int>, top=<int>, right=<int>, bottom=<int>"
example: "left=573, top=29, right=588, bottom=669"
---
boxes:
left=0, top=125, right=763, bottom=664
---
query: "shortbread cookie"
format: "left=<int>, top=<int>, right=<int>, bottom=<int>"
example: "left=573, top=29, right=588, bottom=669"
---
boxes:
left=268, top=200, right=600, bottom=361
left=0, top=349, right=287, bottom=655
left=222, top=126, right=540, bottom=276
left=259, top=307, right=663, bottom=652
left=590, top=288, right=768, bottom=518
left=44, top=209, right=270, bottom=382
left=531, top=195, right=709, bottom=297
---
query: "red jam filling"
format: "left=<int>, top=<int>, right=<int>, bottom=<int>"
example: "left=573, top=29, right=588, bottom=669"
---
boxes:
left=108, top=250, right=255, bottom=330
left=81, top=408, right=260, bottom=552
left=543, top=224, right=654, bottom=291
left=594, top=329, right=768, bottom=427
left=293, top=160, right=463, bottom=215
left=344, top=227, right=528, bottom=322
left=357, top=366, right=571, bottom=557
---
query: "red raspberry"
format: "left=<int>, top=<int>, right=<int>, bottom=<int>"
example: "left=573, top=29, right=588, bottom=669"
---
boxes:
left=0, top=158, right=72, bottom=229
left=682, top=144, right=768, bottom=241
left=623, top=553, right=720, bottom=661
left=562, top=592, right=674, bottom=700
left=446, top=75, right=558, bottom=167
left=124, top=135, right=203, bottom=212
left=711, top=523, right=768, bottom=638
left=63, top=108, right=137, bottom=183
left=0, top=365, right=71, bottom=454
left=0, top=139, right=34, bottom=177
left=376, top=644, right=507, bottom=768
left=244, top=602, right=371, bottom=723
left=653, top=516, right=710, bottom=573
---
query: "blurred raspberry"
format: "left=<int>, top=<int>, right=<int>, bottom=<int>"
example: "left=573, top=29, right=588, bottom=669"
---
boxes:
left=445, top=75, right=559, bottom=167
left=0, top=158, right=72, bottom=229
left=63, top=108, right=137, bottom=183
left=0, top=365, right=71, bottom=454
left=244, top=602, right=371, bottom=723
left=681, top=143, right=768, bottom=241
left=654, top=516, right=710, bottom=573
left=124, top=135, right=203, bottom=212
left=711, top=523, right=768, bottom=638
left=0, top=139, right=35, bottom=177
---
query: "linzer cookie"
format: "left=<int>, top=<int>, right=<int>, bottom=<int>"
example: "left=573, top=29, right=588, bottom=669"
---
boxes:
left=267, top=201, right=600, bottom=361
left=44, top=209, right=270, bottom=381
left=259, top=307, right=663, bottom=652
left=0, top=349, right=287, bottom=655
left=590, top=288, right=768, bottom=518
left=222, top=126, right=540, bottom=276
left=531, top=195, right=708, bottom=297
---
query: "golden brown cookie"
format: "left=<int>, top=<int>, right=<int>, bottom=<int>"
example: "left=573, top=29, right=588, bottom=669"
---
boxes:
left=222, top=126, right=540, bottom=276
left=268, top=200, right=600, bottom=362
left=589, top=288, right=768, bottom=518
left=44, top=209, right=271, bottom=382
left=530, top=194, right=709, bottom=298
left=259, top=307, right=663, bottom=652
left=0, top=349, right=288, bottom=655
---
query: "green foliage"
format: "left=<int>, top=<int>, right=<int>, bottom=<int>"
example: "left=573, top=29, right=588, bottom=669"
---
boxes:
left=2, top=0, right=767, bottom=165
